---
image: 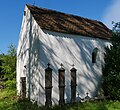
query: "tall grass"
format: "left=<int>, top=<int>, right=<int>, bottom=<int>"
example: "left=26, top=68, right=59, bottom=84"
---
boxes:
left=0, top=80, right=120, bottom=110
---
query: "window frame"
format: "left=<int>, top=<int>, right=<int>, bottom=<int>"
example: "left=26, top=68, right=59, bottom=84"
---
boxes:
left=92, top=48, right=98, bottom=63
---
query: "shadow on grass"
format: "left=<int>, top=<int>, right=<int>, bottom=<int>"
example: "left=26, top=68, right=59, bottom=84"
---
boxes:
left=12, top=98, right=42, bottom=110
left=12, top=98, right=69, bottom=110
left=11, top=99, right=109, bottom=110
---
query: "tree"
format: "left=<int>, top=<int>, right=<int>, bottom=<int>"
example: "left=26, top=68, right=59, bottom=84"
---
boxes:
left=0, top=44, right=16, bottom=80
left=103, top=22, right=120, bottom=100
left=0, top=56, right=2, bottom=77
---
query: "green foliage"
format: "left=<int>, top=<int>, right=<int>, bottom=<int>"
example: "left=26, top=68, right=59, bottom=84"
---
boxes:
left=103, top=22, right=120, bottom=100
left=0, top=44, right=16, bottom=80
left=4, top=78, right=16, bottom=89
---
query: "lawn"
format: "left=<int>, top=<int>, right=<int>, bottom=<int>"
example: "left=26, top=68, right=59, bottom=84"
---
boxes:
left=0, top=81, right=120, bottom=110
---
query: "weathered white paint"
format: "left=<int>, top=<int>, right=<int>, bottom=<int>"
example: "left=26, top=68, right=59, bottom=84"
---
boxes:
left=17, top=6, right=110, bottom=106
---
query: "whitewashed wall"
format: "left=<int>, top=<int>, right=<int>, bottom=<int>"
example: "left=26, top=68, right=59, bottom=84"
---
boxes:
left=17, top=6, right=30, bottom=96
left=17, top=6, right=110, bottom=106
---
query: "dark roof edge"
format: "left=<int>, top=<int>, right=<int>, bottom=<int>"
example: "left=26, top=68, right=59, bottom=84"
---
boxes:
left=42, top=28, right=110, bottom=40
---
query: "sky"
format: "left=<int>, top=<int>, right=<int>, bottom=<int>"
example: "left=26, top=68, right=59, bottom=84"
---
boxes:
left=0, top=0, right=120, bottom=54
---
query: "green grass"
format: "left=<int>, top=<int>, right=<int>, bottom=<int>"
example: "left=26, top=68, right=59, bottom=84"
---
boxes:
left=0, top=81, right=120, bottom=110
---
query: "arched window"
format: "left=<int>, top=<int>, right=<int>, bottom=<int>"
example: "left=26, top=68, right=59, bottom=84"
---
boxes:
left=92, top=48, right=98, bottom=63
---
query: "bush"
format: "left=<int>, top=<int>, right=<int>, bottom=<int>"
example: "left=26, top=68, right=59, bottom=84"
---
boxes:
left=103, top=24, right=120, bottom=100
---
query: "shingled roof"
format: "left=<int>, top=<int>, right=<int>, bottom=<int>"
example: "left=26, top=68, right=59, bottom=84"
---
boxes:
left=26, top=4, right=111, bottom=39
